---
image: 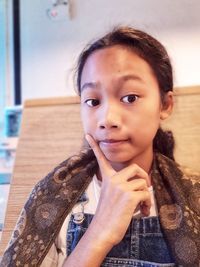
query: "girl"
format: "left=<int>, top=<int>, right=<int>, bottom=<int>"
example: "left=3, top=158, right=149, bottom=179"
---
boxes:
left=1, top=27, right=199, bottom=267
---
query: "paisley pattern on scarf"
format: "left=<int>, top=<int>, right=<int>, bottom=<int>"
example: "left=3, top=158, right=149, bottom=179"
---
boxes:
left=152, top=154, right=200, bottom=267
left=0, top=150, right=199, bottom=267
left=159, top=204, right=182, bottom=230
left=8, top=208, right=27, bottom=247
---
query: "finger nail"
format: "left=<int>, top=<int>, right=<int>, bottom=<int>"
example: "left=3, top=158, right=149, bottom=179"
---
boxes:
left=85, top=134, right=89, bottom=141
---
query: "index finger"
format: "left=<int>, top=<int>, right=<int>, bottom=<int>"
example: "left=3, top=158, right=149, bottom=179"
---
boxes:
left=85, top=134, right=115, bottom=177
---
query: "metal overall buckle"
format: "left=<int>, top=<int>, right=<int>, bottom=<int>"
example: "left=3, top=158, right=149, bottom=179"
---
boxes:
left=72, top=194, right=89, bottom=225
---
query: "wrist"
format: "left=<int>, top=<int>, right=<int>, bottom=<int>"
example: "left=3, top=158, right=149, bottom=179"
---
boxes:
left=63, top=220, right=114, bottom=267
left=86, top=219, right=115, bottom=251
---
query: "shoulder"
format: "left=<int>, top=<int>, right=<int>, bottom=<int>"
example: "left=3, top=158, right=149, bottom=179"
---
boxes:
left=154, top=152, right=200, bottom=191
left=155, top=152, right=200, bottom=215
left=178, top=165, right=200, bottom=184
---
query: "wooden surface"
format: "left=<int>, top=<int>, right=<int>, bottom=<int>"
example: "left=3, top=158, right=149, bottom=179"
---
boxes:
left=0, top=86, right=200, bottom=255
left=162, top=86, right=200, bottom=171
left=0, top=101, right=84, bottom=256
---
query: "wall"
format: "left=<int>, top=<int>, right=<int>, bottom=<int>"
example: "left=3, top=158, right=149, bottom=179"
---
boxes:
left=20, top=0, right=200, bottom=101
left=0, top=0, right=7, bottom=136
left=0, top=0, right=14, bottom=138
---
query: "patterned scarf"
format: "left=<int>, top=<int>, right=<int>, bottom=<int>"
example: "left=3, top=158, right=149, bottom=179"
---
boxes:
left=0, top=149, right=199, bottom=267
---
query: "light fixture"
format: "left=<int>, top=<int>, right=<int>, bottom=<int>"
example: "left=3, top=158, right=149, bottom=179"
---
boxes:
left=47, top=0, right=71, bottom=21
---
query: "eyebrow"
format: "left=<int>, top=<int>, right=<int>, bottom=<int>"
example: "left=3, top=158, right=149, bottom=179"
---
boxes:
left=120, top=74, right=144, bottom=84
left=80, top=74, right=144, bottom=92
left=81, top=82, right=100, bottom=92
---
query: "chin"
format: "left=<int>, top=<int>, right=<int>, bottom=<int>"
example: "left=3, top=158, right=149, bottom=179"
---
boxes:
left=103, top=151, right=134, bottom=164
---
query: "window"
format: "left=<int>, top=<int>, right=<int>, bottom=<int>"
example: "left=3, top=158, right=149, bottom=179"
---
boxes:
left=0, top=0, right=15, bottom=233
left=0, top=0, right=15, bottom=141
left=0, top=0, right=7, bottom=139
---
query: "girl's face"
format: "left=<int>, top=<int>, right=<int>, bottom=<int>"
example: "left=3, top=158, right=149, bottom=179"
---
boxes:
left=80, top=45, right=171, bottom=171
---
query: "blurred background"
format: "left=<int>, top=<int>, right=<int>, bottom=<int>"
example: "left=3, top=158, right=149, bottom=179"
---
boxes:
left=0, top=0, right=200, bottom=237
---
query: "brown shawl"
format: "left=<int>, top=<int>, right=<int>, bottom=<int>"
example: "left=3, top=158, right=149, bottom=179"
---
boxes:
left=0, top=149, right=199, bottom=267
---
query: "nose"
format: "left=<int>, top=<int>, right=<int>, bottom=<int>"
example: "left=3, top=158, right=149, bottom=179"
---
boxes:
left=98, top=102, right=121, bottom=129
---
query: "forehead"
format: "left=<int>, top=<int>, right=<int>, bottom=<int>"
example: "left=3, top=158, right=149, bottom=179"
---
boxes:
left=82, top=45, right=143, bottom=72
left=80, top=45, right=156, bottom=88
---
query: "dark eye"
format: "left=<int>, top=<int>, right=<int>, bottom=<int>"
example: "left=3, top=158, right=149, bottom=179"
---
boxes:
left=121, top=94, right=138, bottom=103
left=85, top=99, right=100, bottom=107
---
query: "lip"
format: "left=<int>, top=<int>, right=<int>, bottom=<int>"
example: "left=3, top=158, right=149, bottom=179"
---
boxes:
left=99, top=139, right=129, bottom=148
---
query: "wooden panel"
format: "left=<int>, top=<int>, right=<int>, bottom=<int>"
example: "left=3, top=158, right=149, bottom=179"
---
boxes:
left=0, top=102, right=83, bottom=255
left=0, top=86, right=200, bottom=255
left=162, top=86, right=200, bottom=172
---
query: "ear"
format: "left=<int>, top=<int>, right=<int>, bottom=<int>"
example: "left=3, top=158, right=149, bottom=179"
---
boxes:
left=160, top=91, right=174, bottom=120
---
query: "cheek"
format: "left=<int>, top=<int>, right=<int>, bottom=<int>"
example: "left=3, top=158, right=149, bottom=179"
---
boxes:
left=81, top=108, right=94, bottom=133
left=81, top=109, right=87, bottom=132
left=142, top=100, right=162, bottom=122
left=144, top=110, right=161, bottom=134
left=129, top=105, right=161, bottom=136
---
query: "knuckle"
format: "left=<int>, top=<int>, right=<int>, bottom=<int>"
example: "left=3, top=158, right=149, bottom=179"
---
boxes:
left=140, top=179, right=146, bottom=186
left=144, top=190, right=151, bottom=199
left=122, top=190, right=133, bottom=202
left=132, top=163, right=138, bottom=170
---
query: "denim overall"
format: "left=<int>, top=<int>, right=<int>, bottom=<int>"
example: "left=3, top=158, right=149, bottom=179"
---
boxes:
left=67, top=195, right=175, bottom=267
